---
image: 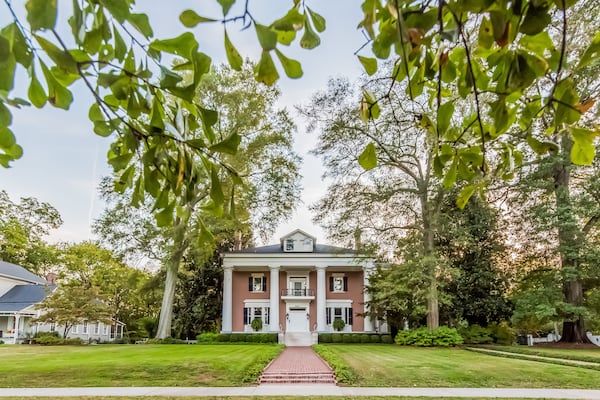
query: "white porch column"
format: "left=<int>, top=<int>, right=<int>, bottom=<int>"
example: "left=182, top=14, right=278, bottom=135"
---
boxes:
left=363, top=262, right=374, bottom=332
left=14, top=313, right=20, bottom=344
left=222, top=265, right=233, bottom=333
left=269, top=265, right=280, bottom=332
left=316, top=265, right=327, bottom=332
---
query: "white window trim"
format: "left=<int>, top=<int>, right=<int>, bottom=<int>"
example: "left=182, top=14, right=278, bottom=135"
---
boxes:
left=82, top=321, right=88, bottom=334
left=94, top=323, right=100, bottom=335
left=331, top=273, right=346, bottom=293
left=72, top=324, right=79, bottom=334
left=103, top=324, right=109, bottom=335
left=250, top=273, right=266, bottom=292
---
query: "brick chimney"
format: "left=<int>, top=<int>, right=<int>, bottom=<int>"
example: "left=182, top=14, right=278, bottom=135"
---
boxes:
left=46, top=272, right=57, bottom=285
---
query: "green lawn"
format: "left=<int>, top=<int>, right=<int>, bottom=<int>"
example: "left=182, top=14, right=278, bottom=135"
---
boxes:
left=314, top=344, right=600, bottom=388
left=0, top=344, right=283, bottom=387
left=482, top=345, right=600, bottom=363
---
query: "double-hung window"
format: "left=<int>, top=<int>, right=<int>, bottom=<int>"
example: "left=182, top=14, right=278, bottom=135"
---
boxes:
left=329, top=274, right=348, bottom=292
left=248, top=274, right=267, bottom=292
left=326, top=306, right=353, bottom=325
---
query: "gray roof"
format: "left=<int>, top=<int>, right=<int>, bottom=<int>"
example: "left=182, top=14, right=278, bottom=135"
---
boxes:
left=0, top=260, right=47, bottom=285
left=230, top=243, right=356, bottom=254
left=0, top=284, right=54, bottom=312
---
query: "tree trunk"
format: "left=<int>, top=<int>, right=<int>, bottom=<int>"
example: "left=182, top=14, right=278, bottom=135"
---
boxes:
left=553, top=138, right=591, bottom=344
left=155, top=220, right=188, bottom=339
left=421, top=194, right=439, bottom=329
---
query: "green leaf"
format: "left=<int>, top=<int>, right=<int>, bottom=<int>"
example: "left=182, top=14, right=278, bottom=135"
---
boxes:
left=526, top=135, right=558, bottom=155
left=358, top=56, right=377, bottom=76
left=155, top=204, right=174, bottom=227
left=40, top=61, right=73, bottom=110
left=88, top=103, right=104, bottom=122
left=443, top=157, right=458, bottom=188
left=0, top=102, right=11, bottom=126
left=255, top=24, right=278, bottom=51
left=300, top=19, right=320, bottom=49
left=210, top=167, right=225, bottom=210
left=217, top=0, right=235, bottom=15
left=358, top=142, right=377, bottom=171
left=224, top=30, right=243, bottom=71
left=0, top=53, right=16, bottom=91
left=150, top=97, right=165, bottom=131
left=113, top=27, right=127, bottom=62
left=210, top=132, right=241, bottom=155
left=28, top=69, right=47, bottom=108
left=34, top=34, right=77, bottom=74
left=150, top=33, right=198, bottom=60
left=437, top=101, right=454, bottom=135
left=360, top=90, right=380, bottom=122
left=519, top=4, right=551, bottom=36
left=570, top=127, right=597, bottom=165
left=0, top=125, right=16, bottom=150
left=0, top=34, right=10, bottom=63
left=578, top=31, right=600, bottom=70
left=274, top=49, right=303, bottom=79
left=26, top=0, right=57, bottom=31
left=2, top=23, right=33, bottom=68
left=456, top=185, right=477, bottom=209
left=307, top=7, right=326, bottom=33
left=159, top=66, right=183, bottom=89
left=271, top=8, right=305, bottom=31
left=128, top=14, right=153, bottom=38
left=99, top=0, right=130, bottom=23
left=255, top=50, right=279, bottom=86
left=554, top=78, right=580, bottom=125
left=108, top=152, right=133, bottom=171
left=180, top=10, right=216, bottom=27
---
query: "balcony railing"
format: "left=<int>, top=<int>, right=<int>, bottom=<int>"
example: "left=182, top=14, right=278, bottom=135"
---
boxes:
left=281, top=288, right=315, bottom=297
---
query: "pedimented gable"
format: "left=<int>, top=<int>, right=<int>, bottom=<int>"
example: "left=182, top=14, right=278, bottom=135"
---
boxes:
left=280, top=229, right=316, bottom=253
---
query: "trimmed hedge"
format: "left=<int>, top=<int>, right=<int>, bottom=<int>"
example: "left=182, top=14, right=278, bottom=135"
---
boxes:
left=197, top=333, right=278, bottom=343
left=317, top=332, right=393, bottom=344
left=395, top=327, right=463, bottom=347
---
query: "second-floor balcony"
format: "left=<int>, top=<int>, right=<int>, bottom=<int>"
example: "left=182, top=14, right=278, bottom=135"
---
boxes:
left=281, top=288, right=315, bottom=297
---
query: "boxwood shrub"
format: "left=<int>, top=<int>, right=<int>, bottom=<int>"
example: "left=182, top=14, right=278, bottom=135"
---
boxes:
left=395, top=327, right=463, bottom=347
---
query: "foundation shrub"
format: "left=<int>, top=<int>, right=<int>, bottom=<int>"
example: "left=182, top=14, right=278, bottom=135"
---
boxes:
left=395, top=327, right=463, bottom=347
left=196, top=332, right=219, bottom=342
left=351, top=334, right=362, bottom=343
left=331, top=333, right=342, bottom=343
left=318, top=333, right=332, bottom=343
left=370, top=334, right=381, bottom=343
left=381, top=334, right=393, bottom=344
left=459, top=324, right=494, bottom=344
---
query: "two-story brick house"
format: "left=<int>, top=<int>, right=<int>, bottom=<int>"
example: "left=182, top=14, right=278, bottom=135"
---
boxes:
left=221, top=229, right=378, bottom=345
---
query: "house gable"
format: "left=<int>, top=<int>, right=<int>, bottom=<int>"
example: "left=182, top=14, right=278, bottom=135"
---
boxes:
left=280, top=229, right=316, bottom=253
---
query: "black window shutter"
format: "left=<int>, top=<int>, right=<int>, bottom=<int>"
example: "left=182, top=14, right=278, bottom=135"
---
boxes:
left=329, top=276, right=333, bottom=291
left=248, top=277, right=253, bottom=291
left=243, top=307, right=248, bottom=324
left=262, top=276, right=267, bottom=292
left=326, top=308, right=331, bottom=324
left=348, top=307, right=353, bottom=325
left=343, top=276, right=348, bottom=291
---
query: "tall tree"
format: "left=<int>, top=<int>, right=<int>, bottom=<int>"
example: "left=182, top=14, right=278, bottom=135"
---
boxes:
left=94, top=63, right=301, bottom=338
left=304, top=76, right=450, bottom=328
left=0, top=190, right=61, bottom=275
left=437, top=192, right=512, bottom=326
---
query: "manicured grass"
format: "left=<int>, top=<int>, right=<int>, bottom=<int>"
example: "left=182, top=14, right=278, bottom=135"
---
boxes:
left=314, top=344, right=600, bottom=388
left=482, top=345, right=600, bottom=363
left=0, top=344, right=283, bottom=387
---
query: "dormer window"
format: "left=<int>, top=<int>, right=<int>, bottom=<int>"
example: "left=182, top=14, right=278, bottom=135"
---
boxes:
left=285, top=239, right=294, bottom=251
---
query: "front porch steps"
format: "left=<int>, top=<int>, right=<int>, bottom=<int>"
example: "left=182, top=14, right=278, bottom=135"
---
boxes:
left=259, top=371, right=337, bottom=384
left=259, top=347, right=337, bottom=385
left=283, top=332, right=315, bottom=346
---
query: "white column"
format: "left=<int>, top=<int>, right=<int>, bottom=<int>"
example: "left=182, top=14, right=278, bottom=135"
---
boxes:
left=316, top=265, right=327, bottom=332
left=269, top=265, right=280, bottom=332
left=363, top=262, right=374, bottom=332
left=14, top=314, right=20, bottom=344
left=222, top=265, right=233, bottom=333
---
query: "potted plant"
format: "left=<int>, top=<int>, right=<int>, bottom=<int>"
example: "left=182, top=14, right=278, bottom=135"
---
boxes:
left=251, top=318, right=263, bottom=332
left=333, top=318, right=345, bottom=332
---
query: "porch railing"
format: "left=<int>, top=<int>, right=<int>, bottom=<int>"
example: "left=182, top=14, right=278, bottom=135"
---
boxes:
left=281, top=288, right=315, bottom=297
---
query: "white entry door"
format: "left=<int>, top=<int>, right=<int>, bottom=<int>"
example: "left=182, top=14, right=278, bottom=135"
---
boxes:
left=287, top=306, right=309, bottom=332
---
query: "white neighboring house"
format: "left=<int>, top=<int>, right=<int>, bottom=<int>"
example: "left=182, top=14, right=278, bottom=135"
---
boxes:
left=0, top=260, right=124, bottom=344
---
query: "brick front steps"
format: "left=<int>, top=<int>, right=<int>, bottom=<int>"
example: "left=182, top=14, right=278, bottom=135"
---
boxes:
left=259, top=371, right=337, bottom=385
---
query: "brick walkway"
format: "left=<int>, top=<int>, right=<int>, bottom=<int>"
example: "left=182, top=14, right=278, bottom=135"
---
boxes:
left=259, top=346, right=336, bottom=384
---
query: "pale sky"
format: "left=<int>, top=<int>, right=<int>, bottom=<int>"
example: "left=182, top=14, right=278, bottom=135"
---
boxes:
left=1, top=1, right=366, bottom=247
